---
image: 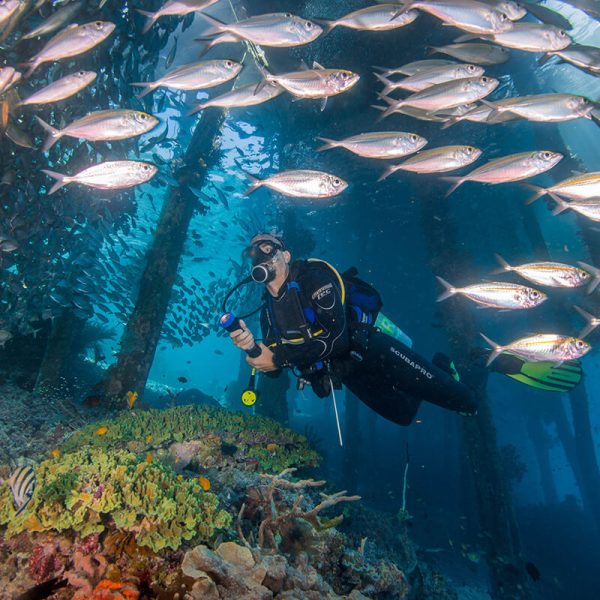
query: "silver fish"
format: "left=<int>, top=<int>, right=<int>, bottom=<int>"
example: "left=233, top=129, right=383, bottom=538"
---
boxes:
left=481, top=93, right=593, bottom=122
left=375, top=63, right=484, bottom=93
left=21, top=1, right=83, bottom=40
left=389, top=103, right=476, bottom=122
left=0, top=66, right=21, bottom=95
left=428, top=42, right=510, bottom=64
left=480, top=0, right=526, bottom=20
left=131, top=59, right=242, bottom=98
left=0, top=0, right=20, bottom=28
left=494, top=254, right=593, bottom=288
left=574, top=306, right=600, bottom=339
left=379, top=145, right=482, bottom=180
left=320, top=5, right=418, bottom=31
left=17, top=71, right=96, bottom=107
left=443, top=150, right=563, bottom=196
left=261, top=62, right=359, bottom=101
left=483, top=22, right=571, bottom=52
left=442, top=100, right=523, bottom=127
left=137, top=0, right=218, bottom=34
left=199, top=12, right=322, bottom=48
left=541, top=44, right=600, bottom=74
left=24, top=21, right=115, bottom=78
left=481, top=333, right=590, bottom=365
left=436, top=277, right=547, bottom=309
left=37, top=110, right=159, bottom=151
left=552, top=197, right=600, bottom=222
left=374, top=59, right=457, bottom=77
left=379, top=75, right=498, bottom=116
left=244, top=170, right=347, bottom=198
left=317, top=131, right=428, bottom=159
left=7, top=465, right=36, bottom=516
left=525, top=172, right=600, bottom=203
left=43, top=161, right=158, bottom=194
left=188, top=81, right=283, bottom=115
left=5, top=121, right=34, bottom=148
left=395, top=0, right=514, bottom=35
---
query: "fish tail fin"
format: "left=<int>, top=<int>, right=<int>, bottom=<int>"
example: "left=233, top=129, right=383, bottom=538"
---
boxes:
left=243, top=173, right=263, bottom=196
left=312, top=18, right=336, bottom=34
left=187, top=102, right=207, bottom=117
left=378, top=164, right=400, bottom=182
left=130, top=81, right=158, bottom=99
left=480, top=333, right=503, bottom=366
left=521, top=182, right=546, bottom=205
left=35, top=116, right=61, bottom=151
left=373, top=72, right=395, bottom=95
left=372, top=65, right=394, bottom=77
left=392, top=0, right=415, bottom=18
left=577, top=262, right=600, bottom=295
left=316, top=137, right=338, bottom=152
left=136, top=9, right=157, bottom=34
left=440, top=176, right=464, bottom=197
left=42, top=169, right=70, bottom=195
left=199, top=12, right=227, bottom=36
left=435, top=276, right=457, bottom=302
left=574, top=305, right=599, bottom=338
left=493, top=253, right=512, bottom=274
left=550, top=194, right=570, bottom=215
left=441, top=116, right=460, bottom=130
left=425, top=46, right=438, bottom=56
left=22, top=60, right=38, bottom=79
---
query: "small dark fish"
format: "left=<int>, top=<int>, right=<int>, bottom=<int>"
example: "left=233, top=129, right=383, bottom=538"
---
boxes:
left=214, top=349, right=223, bottom=355
left=525, top=561, right=541, bottom=581
left=178, top=376, right=188, bottom=383
left=221, top=442, right=237, bottom=456
left=16, top=577, right=68, bottom=600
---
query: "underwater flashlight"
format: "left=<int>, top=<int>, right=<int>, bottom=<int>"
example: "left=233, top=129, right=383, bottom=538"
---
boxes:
left=241, top=368, right=258, bottom=406
left=219, top=312, right=262, bottom=358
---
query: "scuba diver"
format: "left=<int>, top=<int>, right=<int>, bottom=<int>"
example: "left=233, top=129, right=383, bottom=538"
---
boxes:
left=224, top=234, right=583, bottom=427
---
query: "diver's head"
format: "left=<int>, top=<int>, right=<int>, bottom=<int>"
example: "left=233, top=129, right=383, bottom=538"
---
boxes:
left=244, top=233, right=291, bottom=287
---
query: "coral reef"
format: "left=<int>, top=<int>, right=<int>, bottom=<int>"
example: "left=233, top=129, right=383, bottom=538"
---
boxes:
left=61, top=406, right=320, bottom=473
left=0, top=446, right=231, bottom=552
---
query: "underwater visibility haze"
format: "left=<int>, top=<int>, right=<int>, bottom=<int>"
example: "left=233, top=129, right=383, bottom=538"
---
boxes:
left=1, top=0, right=600, bottom=598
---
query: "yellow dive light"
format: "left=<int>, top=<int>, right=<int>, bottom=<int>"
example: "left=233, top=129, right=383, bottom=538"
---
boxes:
left=241, top=368, right=258, bottom=406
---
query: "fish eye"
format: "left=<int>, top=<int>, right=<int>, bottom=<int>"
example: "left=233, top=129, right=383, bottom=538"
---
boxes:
left=466, top=147, right=474, bottom=154
left=285, top=12, right=292, bottom=17
left=468, top=65, right=476, bottom=72
left=581, top=271, right=589, bottom=278
left=410, top=134, right=418, bottom=142
left=531, top=291, right=539, bottom=298
left=481, top=76, right=489, bottom=83
left=139, top=113, right=148, bottom=120
left=78, top=71, right=86, bottom=76
left=225, top=60, right=234, bottom=68
left=333, top=178, right=341, bottom=186
left=559, top=30, right=566, bottom=36
left=576, top=340, right=586, bottom=348
left=542, top=151, right=551, bottom=159
left=95, top=21, right=103, bottom=27
left=500, top=13, right=508, bottom=20
left=305, top=21, right=313, bottom=29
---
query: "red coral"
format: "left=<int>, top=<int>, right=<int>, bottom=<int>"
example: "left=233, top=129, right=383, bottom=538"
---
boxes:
left=28, top=541, right=64, bottom=584
left=75, top=533, right=101, bottom=555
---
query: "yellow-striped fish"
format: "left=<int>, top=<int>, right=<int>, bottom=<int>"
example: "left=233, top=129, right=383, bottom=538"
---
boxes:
left=7, top=465, right=36, bottom=515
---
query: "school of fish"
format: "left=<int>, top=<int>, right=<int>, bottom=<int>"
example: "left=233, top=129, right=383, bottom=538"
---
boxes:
left=0, top=0, right=599, bottom=368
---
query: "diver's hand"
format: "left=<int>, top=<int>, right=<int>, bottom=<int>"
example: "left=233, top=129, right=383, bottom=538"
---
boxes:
left=247, top=343, right=277, bottom=372
left=229, top=319, right=255, bottom=351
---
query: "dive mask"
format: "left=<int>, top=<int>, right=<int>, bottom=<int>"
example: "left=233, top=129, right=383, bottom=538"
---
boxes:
left=243, top=237, right=285, bottom=284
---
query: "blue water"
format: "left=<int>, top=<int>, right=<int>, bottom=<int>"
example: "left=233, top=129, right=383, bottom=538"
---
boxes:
left=2, top=0, right=600, bottom=598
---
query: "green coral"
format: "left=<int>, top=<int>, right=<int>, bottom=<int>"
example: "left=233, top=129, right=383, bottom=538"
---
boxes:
left=61, top=406, right=320, bottom=472
left=0, top=447, right=231, bottom=552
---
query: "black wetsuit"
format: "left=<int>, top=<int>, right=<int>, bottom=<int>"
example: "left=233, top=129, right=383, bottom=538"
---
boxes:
left=261, top=260, right=477, bottom=426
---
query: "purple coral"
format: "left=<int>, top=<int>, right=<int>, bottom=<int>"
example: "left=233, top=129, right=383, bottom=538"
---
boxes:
left=28, top=541, right=64, bottom=584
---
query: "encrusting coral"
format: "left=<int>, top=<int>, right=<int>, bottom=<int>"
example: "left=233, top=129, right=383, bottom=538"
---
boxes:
left=61, top=405, right=320, bottom=473
left=0, top=446, right=231, bottom=552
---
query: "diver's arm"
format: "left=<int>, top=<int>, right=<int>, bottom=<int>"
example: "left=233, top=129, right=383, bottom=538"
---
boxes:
left=271, top=268, right=348, bottom=368
left=258, top=306, right=283, bottom=378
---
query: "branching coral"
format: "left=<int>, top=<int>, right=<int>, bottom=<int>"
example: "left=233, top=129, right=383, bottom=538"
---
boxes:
left=0, top=446, right=231, bottom=552
left=237, top=468, right=360, bottom=552
left=60, top=406, right=320, bottom=473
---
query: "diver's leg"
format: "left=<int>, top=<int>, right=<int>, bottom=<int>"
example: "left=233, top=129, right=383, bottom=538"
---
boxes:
left=353, top=330, right=478, bottom=416
left=343, top=368, right=422, bottom=426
